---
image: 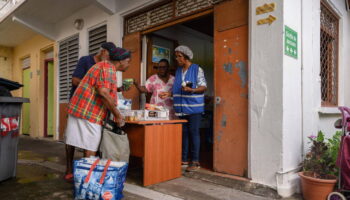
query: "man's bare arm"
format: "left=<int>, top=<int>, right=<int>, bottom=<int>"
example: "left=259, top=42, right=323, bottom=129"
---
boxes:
left=72, top=77, right=82, bottom=87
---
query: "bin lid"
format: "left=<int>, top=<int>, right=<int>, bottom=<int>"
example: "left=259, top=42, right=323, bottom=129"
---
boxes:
left=0, top=97, right=29, bottom=103
left=0, top=78, right=23, bottom=91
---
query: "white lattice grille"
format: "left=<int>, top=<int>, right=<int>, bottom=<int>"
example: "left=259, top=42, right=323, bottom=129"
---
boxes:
left=175, top=0, right=211, bottom=16
left=125, top=0, right=225, bottom=34
left=149, top=3, right=173, bottom=25
left=127, top=13, right=148, bottom=34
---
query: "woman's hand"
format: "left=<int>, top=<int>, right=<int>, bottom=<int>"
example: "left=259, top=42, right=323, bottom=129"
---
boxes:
left=182, top=86, right=193, bottom=93
left=115, top=117, right=125, bottom=127
left=159, top=91, right=171, bottom=99
left=133, top=80, right=148, bottom=93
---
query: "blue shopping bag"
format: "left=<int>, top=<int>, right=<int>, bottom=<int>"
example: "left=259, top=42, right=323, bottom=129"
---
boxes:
left=73, top=158, right=128, bottom=200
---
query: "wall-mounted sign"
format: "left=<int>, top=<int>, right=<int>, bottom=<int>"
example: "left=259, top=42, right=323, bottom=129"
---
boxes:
left=152, top=45, right=170, bottom=63
left=284, top=26, right=298, bottom=59
left=257, top=15, right=276, bottom=25
left=256, top=3, right=276, bottom=15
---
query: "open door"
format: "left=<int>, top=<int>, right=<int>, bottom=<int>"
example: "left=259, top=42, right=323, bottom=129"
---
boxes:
left=122, top=32, right=142, bottom=109
left=213, top=0, right=248, bottom=176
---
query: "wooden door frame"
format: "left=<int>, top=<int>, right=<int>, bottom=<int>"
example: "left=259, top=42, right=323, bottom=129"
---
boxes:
left=125, top=4, right=249, bottom=175
left=22, top=66, right=30, bottom=135
left=44, top=58, right=53, bottom=137
left=138, top=10, right=216, bottom=168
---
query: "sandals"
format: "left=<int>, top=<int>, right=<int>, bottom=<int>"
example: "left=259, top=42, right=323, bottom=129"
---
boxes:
left=186, top=162, right=200, bottom=172
left=64, top=173, right=73, bottom=182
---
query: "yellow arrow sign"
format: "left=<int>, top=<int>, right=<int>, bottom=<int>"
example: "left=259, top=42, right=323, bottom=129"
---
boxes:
left=257, top=15, right=277, bottom=25
left=256, top=3, right=276, bottom=15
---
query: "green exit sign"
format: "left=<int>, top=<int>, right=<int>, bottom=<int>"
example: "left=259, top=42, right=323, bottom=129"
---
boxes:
left=285, top=26, right=298, bottom=59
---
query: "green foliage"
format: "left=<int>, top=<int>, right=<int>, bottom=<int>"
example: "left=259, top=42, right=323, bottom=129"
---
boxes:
left=302, top=131, right=342, bottom=179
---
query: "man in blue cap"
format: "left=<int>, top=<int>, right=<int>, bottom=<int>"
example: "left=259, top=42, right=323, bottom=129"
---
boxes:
left=70, top=42, right=120, bottom=98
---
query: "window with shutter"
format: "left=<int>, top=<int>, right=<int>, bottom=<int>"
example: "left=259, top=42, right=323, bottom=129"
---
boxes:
left=88, top=24, right=107, bottom=55
left=58, top=34, right=79, bottom=103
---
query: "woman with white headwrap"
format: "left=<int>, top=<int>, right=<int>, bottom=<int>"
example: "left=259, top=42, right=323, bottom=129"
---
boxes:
left=160, top=45, right=207, bottom=172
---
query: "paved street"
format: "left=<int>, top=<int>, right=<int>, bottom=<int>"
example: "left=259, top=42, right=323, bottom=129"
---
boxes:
left=0, top=136, right=301, bottom=200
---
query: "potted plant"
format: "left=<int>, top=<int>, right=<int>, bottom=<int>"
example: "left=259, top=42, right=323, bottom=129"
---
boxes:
left=299, top=131, right=341, bottom=200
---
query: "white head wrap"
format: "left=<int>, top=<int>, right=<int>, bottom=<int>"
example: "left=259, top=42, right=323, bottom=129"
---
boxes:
left=175, top=45, right=193, bottom=60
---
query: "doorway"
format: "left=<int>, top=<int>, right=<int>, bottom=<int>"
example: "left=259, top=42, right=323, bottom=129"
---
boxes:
left=123, top=0, right=248, bottom=177
left=44, top=59, right=54, bottom=137
left=145, top=14, right=215, bottom=169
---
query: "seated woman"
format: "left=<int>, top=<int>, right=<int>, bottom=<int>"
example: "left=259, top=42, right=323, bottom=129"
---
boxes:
left=133, top=59, right=175, bottom=118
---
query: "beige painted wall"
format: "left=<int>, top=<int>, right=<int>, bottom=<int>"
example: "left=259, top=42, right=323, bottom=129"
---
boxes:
left=12, top=35, right=57, bottom=138
left=0, top=46, right=13, bottom=80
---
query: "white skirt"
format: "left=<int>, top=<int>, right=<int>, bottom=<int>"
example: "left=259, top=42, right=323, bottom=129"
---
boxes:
left=65, top=114, right=102, bottom=151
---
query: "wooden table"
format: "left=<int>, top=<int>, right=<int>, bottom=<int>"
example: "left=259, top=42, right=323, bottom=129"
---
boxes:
left=124, top=120, right=186, bottom=186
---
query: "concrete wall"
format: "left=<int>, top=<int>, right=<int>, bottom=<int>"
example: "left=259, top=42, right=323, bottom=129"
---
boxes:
left=0, top=46, right=13, bottom=80
left=276, top=0, right=350, bottom=196
left=279, top=0, right=302, bottom=196
left=301, top=0, right=321, bottom=158
left=250, top=0, right=350, bottom=196
left=249, top=0, right=284, bottom=189
left=54, top=5, right=110, bottom=57
left=12, top=35, right=55, bottom=138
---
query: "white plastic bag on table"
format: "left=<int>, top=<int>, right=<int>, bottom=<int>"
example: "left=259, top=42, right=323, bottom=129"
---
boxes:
left=117, top=93, right=131, bottom=110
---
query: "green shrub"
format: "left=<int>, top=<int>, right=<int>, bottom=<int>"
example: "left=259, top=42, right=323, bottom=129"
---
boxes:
left=302, top=131, right=341, bottom=179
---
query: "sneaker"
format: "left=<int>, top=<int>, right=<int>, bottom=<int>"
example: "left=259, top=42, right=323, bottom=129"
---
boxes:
left=186, top=162, right=200, bottom=172
left=181, top=161, right=189, bottom=166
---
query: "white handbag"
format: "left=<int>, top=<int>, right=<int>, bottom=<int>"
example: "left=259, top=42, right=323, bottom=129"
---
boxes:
left=99, top=113, right=130, bottom=162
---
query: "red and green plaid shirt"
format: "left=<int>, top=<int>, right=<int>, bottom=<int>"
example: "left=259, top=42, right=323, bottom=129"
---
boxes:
left=68, top=61, right=118, bottom=125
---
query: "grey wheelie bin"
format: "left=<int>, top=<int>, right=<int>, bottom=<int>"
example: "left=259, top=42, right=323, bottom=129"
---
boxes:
left=0, top=78, right=29, bottom=182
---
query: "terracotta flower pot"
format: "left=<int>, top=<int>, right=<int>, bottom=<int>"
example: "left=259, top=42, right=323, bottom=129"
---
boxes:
left=298, top=172, right=337, bottom=200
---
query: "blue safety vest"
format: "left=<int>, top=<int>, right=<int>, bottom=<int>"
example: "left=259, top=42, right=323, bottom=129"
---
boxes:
left=173, top=64, right=204, bottom=114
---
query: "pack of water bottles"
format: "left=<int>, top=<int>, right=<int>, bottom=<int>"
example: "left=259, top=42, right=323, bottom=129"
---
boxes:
left=73, top=157, right=128, bottom=200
